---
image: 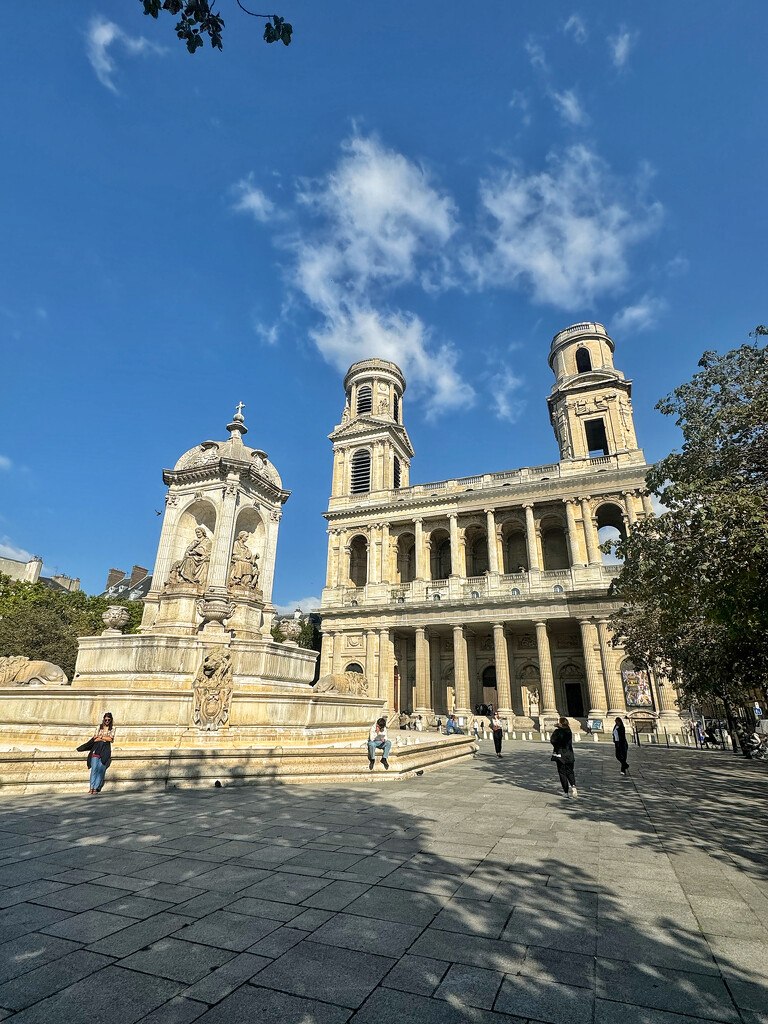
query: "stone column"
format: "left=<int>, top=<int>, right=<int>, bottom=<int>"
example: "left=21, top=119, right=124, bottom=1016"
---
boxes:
left=580, top=496, right=601, bottom=566
left=378, top=628, right=392, bottom=707
left=485, top=509, right=499, bottom=573
left=367, top=525, right=378, bottom=585
left=493, top=623, right=513, bottom=717
left=524, top=504, right=540, bottom=570
left=365, top=629, right=378, bottom=690
left=656, top=669, right=683, bottom=723
left=331, top=631, right=344, bottom=675
left=622, top=491, right=638, bottom=527
left=535, top=621, right=558, bottom=717
left=430, top=632, right=442, bottom=714
left=452, top=625, right=471, bottom=715
left=325, top=530, right=338, bottom=588
left=564, top=499, right=583, bottom=565
left=641, top=491, right=655, bottom=517
left=380, top=522, right=391, bottom=583
left=414, top=627, right=432, bottom=713
left=449, top=514, right=460, bottom=577
left=467, top=630, right=481, bottom=709
left=579, top=618, right=608, bottom=717
left=414, top=518, right=426, bottom=580
left=597, top=619, right=625, bottom=716
left=320, top=631, right=335, bottom=676
left=340, top=537, right=351, bottom=589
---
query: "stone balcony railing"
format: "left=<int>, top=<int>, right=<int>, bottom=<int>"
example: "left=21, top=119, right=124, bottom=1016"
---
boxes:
left=324, top=563, right=621, bottom=609
left=328, top=452, right=646, bottom=511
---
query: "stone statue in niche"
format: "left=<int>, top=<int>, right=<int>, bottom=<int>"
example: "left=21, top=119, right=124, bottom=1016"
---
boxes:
left=377, top=398, right=388, bottom=415
left=192, top=648, right=233, bottom=730
left=167, top=527, right=211, bottom=586
left=229, top=531, right=260, bottom=588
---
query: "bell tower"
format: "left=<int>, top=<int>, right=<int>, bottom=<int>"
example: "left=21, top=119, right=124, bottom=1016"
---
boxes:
left=328, top=358, right=414, bottom=499
left=547, top=322, right=642, bottom=464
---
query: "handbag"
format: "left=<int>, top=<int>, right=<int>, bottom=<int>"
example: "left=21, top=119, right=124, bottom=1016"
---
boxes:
left=550, top=753, right=562, bottom=762
left=76, top=739, right=95, bottom=752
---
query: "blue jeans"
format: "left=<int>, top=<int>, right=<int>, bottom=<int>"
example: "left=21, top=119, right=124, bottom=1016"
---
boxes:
left=367, top=738, right=391, bottom=761
left=89, top=756, right=107, bottom=791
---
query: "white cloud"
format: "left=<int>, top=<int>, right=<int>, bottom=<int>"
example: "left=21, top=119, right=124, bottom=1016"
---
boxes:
left=275, top=597, right=321, bottom=615
left=233, top=176, right=275, bottom=222
left=253, top=320, right=280, bottom=345
left=651, top=493, right=670, bottom=516
left=283, top=134, right=474, bottom=418
left=469, top=145, right=663, bottom=309
left=563, top=14, right=588, bottom=44
left=0, top=455, right=11, bottom=471
left=608, top=26, right=638, bottom=69
left=488, top=368, right=525, bottom=422
left=0, top=537, right=32, bottom=562
left=85, top=17, right=164, bottom=93
left=509, top=90, right=532, bottom=126
left=551, top=89, right=588, bottom=126
left=524, top=38, right=549, bottom=73
left=612, top=294, right=666, bottom=334
left=666, top=254, right=689, bottom=277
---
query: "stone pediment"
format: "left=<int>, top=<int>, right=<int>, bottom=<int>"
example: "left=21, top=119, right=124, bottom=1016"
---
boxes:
left=329, top=418, right=415, bottom=457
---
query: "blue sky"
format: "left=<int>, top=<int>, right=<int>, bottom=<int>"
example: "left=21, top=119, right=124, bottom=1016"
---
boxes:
left=1, top=1, right=765, bottom=608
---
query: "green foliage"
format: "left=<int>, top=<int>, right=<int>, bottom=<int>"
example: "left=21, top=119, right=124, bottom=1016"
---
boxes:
left=270, top=616, right=320, bottom=651
left=140, top=1, right=292, bottom=53
left=609, top=335, right=768, bottom=738
left=0, top=574, right=142, bottom=680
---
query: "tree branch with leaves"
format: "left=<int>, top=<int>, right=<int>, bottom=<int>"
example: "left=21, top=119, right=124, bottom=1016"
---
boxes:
left=140, top=1, right=292, bottom=53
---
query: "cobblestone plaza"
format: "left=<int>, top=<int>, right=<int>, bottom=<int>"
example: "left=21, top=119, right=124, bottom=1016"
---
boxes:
left=0, top=743, right=765, bottom=1024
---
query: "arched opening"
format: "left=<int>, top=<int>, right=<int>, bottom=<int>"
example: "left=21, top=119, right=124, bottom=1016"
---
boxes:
left=356, top=385, right=372, bottom=415
left=429, top=529, right=451, bottom=580
left=465, top=526, right=489, bottom=576
left=596, top=503, right=627, bottom=566
left=576, top=347, right=592, bottom=373
left=167, top=499, right=217, bottom=587
left=344, top=662, right=364, bottom=674
left=348, top=535, right=368, bottom=588
left=502, top=524, right=528, bottom=573
left=542, top=525, right=569, bottom=570
left=520, top=664, right=541, bottom=717
left=393, top=456, right=401, bottom=489
left=481, top=665, right=498, bottom=709
left=559, top=663, right=586, bottom=718
left=350, top=449, right=371, bottom=494
left=396, top=533, right=415, bottom=583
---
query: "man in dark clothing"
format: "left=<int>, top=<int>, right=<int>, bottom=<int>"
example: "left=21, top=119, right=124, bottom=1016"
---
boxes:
left=550, top=717, right=577, bottom=798
left=613, top=717, right=630, bottom=775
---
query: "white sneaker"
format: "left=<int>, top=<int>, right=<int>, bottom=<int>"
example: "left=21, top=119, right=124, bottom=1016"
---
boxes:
left=570, top=787, right=578, bottom=799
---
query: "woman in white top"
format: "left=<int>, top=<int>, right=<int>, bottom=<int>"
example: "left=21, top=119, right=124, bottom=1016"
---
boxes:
left=491, top=715, right=504, bottom=757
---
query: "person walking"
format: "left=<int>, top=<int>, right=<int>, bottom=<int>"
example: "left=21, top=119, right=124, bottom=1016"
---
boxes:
left=472, top=719, right=481, bottom=741
left=87, top=712, right=115, bottom=794
left=491, top=713, right=504, bottom=757
left=367, top=717, right=391, bottom=770
left=550, top=716, right=577, bottom=798
left=613, top=717, right=629, bottom=775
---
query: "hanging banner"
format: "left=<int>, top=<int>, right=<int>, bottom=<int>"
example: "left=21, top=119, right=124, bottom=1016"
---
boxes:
left=622, top=667, right=653, bottom=707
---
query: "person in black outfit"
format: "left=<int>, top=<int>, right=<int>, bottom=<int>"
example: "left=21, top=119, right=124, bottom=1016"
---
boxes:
left=613, top=717, right=629, bottom=775
left=550, top=717, right=577, bottom=798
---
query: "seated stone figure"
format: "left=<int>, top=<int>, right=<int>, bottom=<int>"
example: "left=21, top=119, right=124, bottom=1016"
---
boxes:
left=229, top=531, right=260, bottom=588
left=167, top=527, right=211, bottom=586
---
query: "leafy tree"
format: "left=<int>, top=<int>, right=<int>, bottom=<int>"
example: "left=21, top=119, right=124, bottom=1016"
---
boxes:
left=608, top=334, right=768, bottom=752
left=139, top=1, right=292, bottom=53
left=0, top=575, right=142, bottom=680
left=270, top=614, right=320, bottom=652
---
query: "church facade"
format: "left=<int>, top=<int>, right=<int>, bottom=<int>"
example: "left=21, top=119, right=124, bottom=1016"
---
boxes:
left=318, top=321, right=683, bottom=732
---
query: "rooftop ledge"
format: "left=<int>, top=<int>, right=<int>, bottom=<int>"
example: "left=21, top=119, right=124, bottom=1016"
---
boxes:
left=328, top=451, right=647, bottom=511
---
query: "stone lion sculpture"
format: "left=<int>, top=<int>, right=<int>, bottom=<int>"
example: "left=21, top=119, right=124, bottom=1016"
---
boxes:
left=0, top=656, right=69, bottom=686
left=313, top=672, right=369, bottom=697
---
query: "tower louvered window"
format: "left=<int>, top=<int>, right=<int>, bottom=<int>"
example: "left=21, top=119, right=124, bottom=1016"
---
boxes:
left=393, top=393, right=400, bottom=422
left=393, top=456, right=401, bottom=489
left=351, top=449, right=371, bottom=493
left=357, top=385, right=372, bottom=414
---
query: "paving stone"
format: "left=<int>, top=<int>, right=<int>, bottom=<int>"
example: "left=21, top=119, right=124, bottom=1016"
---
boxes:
left=595, top=959, right=739, bottom=1021
left=434, top=962, right=505, bottom=1009
left=381, top=952, right=449, bottom=996
left=173, top=910, right=280, bottom=951
left=32, top=883, right=133, bottom=913
left=239, top=872, right=331, bottom=905
left=180, top=864, right=271, bottom=893
left=343, top=885, right=445, bottom=925
left=120, top=937, right=236, bottom=983
left=494, top=973, right=596, bottom=1023
left=142, top=884, right=206, bottom=904
left=184, top=952, right=270, bottom=1004
left=0, top=879, right=71, bottom=909
left=595, top=1001, right=734, bottom=1024
left=191, top=984, right=351, bottom=1023
left=0, top=932, right=82, bottom=985
left=252, top=938, right=395, bottom=1008
left=0, top=949, right=113, bottom=1010
left=135, top=859, right=220, bottom=884
left=351, top=985, right=526, bottom=1023
left=310, top=911, right=424, bottom=958
left=4, top=963, right=182, bottom=1024
left=520, top=945, right=596, bottom=988
left=431, top=898, right=512, bottom=938
left=300, top=880, right=372, bottom=911
left=596, top=921, right=718, bottom=974
left=409, top=928, right=527, bottom=973
left=42, top=908, right=138, bottom=943
left=99, top=893, right=177, bottom=919
left=377, top=868, right=463, bottom=896
left=224, top=896, right=304, bottom=922
left=289, top=908, right=336, bottom=931
left=90, top=874, right=159, bottom=892
left=91, top=911, right=194, bottom=957
left=0, top=901, right=73, bottom=942
left=133, top=996, right=207, bottom=1024
left=247, top=925, right=306, bottom=957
